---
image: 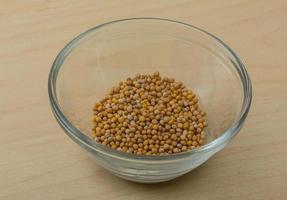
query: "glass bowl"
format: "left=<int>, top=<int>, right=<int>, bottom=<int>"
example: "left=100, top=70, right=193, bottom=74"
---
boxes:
left=48, top=18, right=252, bottom=183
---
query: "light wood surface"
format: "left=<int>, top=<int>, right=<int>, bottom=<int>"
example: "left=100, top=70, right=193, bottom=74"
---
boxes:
left=1, top=1, right=287, bottom=199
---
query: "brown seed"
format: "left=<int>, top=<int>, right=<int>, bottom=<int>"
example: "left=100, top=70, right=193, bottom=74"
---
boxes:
left=163, top=143, right=169, bottom=150
left=182, top=146, right=188, bottom=152
left=173, top=148, right=180, bottom=153
left=151, top=147, right=158, bottom=153
left=133, top=144, right=139, bottom=149
left=177, top=123, right=183, bottom=128
left=159, top=148, right=164, bottom=153
left=199, top=139, right=205, bottom=145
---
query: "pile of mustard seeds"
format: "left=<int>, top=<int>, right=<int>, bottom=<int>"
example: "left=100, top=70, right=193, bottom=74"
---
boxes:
left=92, top=72, right=207, bottom=155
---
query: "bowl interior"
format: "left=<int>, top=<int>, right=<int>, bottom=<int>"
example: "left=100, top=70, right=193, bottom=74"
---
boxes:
left=55, top=19, right=244, bottom=145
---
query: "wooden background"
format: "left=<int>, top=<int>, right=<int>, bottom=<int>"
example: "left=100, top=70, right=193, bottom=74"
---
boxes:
left=1, top=1, right=287, bottom=199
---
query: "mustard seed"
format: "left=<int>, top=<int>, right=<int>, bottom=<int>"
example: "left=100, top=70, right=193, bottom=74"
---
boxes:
left=92, top=72, right=208, bottom=155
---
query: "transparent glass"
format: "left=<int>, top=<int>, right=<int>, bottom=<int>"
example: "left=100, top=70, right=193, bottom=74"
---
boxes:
left=48, top=18, right=252, bottom=183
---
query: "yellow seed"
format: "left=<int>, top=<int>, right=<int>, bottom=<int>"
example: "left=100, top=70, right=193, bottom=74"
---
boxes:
left=115, top=135, right=121, bottom=141
left=199, top=139, right=205, bottom=145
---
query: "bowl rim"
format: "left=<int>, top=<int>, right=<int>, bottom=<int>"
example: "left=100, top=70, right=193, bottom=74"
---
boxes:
left=48, top=17, right=252, bottom=161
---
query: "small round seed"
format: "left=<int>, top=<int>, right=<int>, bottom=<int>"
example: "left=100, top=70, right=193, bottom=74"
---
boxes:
left=92, top=72, right=207, bottom=155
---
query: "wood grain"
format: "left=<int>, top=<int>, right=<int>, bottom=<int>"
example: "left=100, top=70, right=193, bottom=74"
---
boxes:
left=1, top=1, right=287, bottom=199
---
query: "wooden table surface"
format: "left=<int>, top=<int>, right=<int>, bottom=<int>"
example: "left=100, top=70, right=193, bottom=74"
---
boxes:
left=1, top=1, right=287, bottom=199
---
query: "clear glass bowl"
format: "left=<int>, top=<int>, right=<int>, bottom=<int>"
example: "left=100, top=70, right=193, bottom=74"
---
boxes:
left=48, top=18, right=252, bottom=183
